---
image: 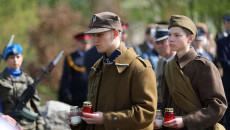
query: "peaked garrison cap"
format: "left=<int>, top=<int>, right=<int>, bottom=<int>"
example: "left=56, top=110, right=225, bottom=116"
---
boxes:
left=85, top=12, right=122, bottom=34
left=169, top=15, right=197, bottom=37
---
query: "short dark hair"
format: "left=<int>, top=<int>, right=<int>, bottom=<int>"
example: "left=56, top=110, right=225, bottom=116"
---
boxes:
left=181, top=27, right=193, bottom=37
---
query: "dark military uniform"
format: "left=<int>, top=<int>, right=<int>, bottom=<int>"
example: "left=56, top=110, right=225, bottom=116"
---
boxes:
left=0, top=69, right=44, bottom=130
left=217, top=35, right=230, bottom=129
left=59, top=50, right=88, bottom=107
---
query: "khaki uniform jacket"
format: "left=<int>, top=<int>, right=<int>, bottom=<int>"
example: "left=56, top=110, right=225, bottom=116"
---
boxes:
left=0, top=69, right=44, bottom=130
left=81, top=43, right=157, bottom=130
left=162, top=47, right=227, bottom=130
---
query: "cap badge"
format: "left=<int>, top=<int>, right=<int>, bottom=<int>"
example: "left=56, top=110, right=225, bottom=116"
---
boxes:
left=13, top=47, right=17, bottom=54
left=89, top=15, right=97, bottom=28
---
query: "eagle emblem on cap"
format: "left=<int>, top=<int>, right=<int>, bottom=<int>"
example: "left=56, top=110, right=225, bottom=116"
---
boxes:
left=12, top=47, right=17, bottom=54
left=89, top=15, right=96, bottom=28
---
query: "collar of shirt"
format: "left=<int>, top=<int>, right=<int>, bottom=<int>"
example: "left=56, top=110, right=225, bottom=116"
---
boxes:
left=146, top=41, right=153, bottom=49
left=165, top=52, right=176, bottom=63
left=6, top=67, right=22, bottom=79
left=195, top=48, right=204, bottom=54
left=175, top=47, right=198, bottom=69
left=103, top=49, right=122, bottom=64
left=76, top=49, right=84, bottom=57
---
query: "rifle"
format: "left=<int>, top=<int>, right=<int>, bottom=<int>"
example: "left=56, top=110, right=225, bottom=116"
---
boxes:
left=10, top=50, right=64, bottom=120
left=0, top=35, right=14, bottom=65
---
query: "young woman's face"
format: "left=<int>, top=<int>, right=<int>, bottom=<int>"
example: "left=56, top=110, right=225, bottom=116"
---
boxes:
left=168, top=27, right=191, bottom=53
left=5, top=54, right=23, bottom=70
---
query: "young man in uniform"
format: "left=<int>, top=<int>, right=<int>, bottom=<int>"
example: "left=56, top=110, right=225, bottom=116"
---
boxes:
left=69, top=11, right=157, bottom=130
left=59, top=32, right=92, bottom=107
left=0, top=43, right=44, bottom=130
left=161, top=15, right=227, bottom=129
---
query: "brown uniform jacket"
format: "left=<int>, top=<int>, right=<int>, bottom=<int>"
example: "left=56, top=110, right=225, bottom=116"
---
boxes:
left=162, top=47, right=227, bottom=130
left=79, top=43, right=157, bottom=130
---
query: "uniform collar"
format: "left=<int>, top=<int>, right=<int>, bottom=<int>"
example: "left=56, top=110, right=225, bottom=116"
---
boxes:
left=91, top=42, right=138, bottom=73
left=175, top=47, right=198, bottom=69
left=103, top=49, right=122, bottom=64
left=6, top=67, right=22, bottom=79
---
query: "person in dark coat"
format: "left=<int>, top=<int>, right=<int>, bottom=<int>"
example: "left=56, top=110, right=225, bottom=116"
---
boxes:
left=59, top=32, right=92, bottom=107
left=217, top=34, right=230, bottom=129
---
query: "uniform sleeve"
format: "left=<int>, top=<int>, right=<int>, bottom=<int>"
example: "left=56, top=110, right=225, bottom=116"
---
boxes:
left=103, top=65, right=157, bottom=129
left=183, top=62, right=227, bottom=129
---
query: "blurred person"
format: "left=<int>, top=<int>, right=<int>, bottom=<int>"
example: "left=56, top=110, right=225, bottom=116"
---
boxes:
left=69, top=11, right=157, bottom=130
left=121, top=21, right=130, bottom=47
left=216, top=15, right=230, bottom=41
left=134, top=24, right=156, bottom=55
left=154, top=24, right=176, bottom=108
left=0, top=43, right=45, bottom=130
left=192, top=28, right=214, bottom=62
left=59, top=32, right=92, bottom=107
left=161, top=15, right=227, bottom=129
left=140, top=24, right=160, bottom=70
left=217, top=32, right=230, bottom=129
left=153, top=24, right=176, bottom=129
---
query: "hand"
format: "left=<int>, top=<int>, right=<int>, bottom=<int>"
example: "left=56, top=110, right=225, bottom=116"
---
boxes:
left=154, top=121, right=163, bottom=129
left=66, top=111, right=82, bottom=125
left=1, top=114, right=17, bottom=126
left=82, top=112, right=104, bottom=125
left=163, top=116, right=184, bottom=129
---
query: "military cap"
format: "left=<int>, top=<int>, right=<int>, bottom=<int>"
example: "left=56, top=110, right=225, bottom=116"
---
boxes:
left=85, top=12, right=122, bottom=34
left=223, top=15, right=230, bottom=22
left=195, top=28, right=205, bottom=41
left=169, top=15, right=197, bottom=37
left=3, top=43, right=23, bottom=59
left=154, top=24, right=169, bottom=42
left=121, top=21, right=129, bottom=33
left=74, top=32, right=91, bottom=43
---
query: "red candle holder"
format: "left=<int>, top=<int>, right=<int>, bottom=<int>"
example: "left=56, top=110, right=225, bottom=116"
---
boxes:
left=164, top=108, right=174, bottom=122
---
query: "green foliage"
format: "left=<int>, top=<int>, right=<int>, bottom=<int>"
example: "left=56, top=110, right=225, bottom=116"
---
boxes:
left=37, top=85, right=58, bottom=105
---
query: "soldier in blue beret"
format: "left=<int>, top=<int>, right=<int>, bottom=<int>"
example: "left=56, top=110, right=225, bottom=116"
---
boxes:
left=59, top=32, right=92, bottom=107
left=0, top=43, right=45, bottom=129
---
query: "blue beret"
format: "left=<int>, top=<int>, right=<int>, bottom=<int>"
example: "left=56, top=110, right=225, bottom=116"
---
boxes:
left=3, top=43, right=23, bottom=59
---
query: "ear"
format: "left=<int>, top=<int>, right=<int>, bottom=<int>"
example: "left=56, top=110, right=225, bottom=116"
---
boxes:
left=113, top=29, right=120, bottom=38
left=187, top=35, right=195, bottom=43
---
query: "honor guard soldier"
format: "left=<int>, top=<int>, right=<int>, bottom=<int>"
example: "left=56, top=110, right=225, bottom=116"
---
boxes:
left=0, top=43, right=45, bottom=130
left=59, top=32, right=92, bottom=107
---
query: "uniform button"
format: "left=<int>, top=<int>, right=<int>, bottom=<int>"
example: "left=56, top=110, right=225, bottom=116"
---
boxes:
left=93, top=84, right=96, bottom=87
left=113, top=117, right=118, bottom=121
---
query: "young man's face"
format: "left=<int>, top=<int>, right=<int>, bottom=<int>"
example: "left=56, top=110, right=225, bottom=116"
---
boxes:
left=5, top=54, right=23, bottom=70
left=91, top=30, right=116, bottom=56
left=168, top=27, right=191, bottom=52
left=155, top=39, right=171, bottom=58
left=76, top=41, right=91, bottom=52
